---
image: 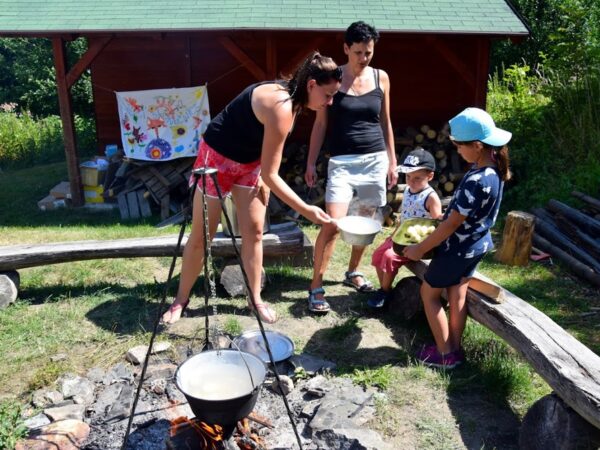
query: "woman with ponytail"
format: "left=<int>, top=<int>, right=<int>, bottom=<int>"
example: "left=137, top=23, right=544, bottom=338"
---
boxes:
left=403, top=107, right=512, bottom=369
left=162, top=52, right=342, bottom=325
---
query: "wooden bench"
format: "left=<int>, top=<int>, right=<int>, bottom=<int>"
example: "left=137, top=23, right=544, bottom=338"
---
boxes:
left=405, top=259, right=600, bottom=445
left=0, top=221, right=312, bottom=305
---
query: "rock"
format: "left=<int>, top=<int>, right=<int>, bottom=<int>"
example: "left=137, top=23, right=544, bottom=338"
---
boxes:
left=220, top=262, right=266, bottom=297
left=126, top=341, right=172, bottom=365
left=58, top=375, right=95, bottom=405
left=43, top=403, right=86, bottom=421
left=23, top=413, right=51, bottom=430
left=31, top=389, right=64, bottom=408
left=16, top=419, right=90, bottom=450
left=271, top=375, right=294, bottom=395
left=150, top=378, right=167, bottom=395
left=388, top=276, right=423, bottom=320
left=50, top=353, right=67, bottom=362
left=303, top=375, right=332, bottom=398
left=86, top=367, right=106, bottom=384
left=313, top=428, right=393, bottom=450
left=289, top=353, right=336, bottom=376
left=92, top=382, right=134, bottom=423
left=103, top=363, right=134, bottom=384
left=0, top=270, right=19, bottom=308
left=143, top=362, right=177, bottom=383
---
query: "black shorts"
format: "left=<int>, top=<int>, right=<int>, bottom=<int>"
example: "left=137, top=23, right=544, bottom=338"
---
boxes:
left=424, top=251, right=485, bottom=288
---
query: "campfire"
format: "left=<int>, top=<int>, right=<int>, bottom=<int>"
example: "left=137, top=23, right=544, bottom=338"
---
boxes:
left=168, top=414, right=268, bottom=450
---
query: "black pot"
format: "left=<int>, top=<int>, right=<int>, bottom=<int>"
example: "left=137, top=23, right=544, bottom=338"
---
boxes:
left=175, top=349, right=266, bottom=433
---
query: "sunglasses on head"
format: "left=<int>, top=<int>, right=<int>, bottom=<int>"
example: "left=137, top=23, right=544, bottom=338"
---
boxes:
left=313, top=66, right=343, bottom=84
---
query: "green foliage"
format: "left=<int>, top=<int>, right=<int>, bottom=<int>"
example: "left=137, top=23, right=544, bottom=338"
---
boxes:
left=0, top=37, right=93, bottom=117
left=491, top=0, right=600, bottom=77
left=27, top=361, right=68, bottom=391
left=0, top=400, right=27, bottom=449
left=222, top=317, right=243, bottom=337
left=0, top=107, right=96, bottom=170
left=348, top=365, right=393, bottom=390
left=487, top=65, right=600, bottom=209
left=324, top=316, right=361, bottom=341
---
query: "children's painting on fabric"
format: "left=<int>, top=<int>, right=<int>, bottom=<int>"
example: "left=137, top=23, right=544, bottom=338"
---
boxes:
left=116, top=86, right=210, bottom=161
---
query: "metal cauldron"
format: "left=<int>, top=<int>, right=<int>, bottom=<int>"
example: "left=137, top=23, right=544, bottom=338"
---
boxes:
left=175, top=349, right=266, bottom=432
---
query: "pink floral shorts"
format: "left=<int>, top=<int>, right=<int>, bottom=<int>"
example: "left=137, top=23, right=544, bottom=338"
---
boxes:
left=190, top=141, right=261, bottom=197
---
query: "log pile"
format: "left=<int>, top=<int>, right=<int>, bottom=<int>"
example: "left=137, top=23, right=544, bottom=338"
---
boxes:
left=274, top=123, right=462, bottom=224
left=530, top=191, right=600, bottom=287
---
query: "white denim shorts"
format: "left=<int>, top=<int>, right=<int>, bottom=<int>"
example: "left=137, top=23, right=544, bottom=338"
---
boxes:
left=325, top=151, right=388, bottom=207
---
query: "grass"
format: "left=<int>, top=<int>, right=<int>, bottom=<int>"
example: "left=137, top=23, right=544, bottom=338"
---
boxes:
left=1, top=161, right=599, bottom=445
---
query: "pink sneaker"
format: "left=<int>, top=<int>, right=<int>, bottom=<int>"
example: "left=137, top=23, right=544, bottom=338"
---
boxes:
left=416, top=344, right=438, bottom=361
left=417, top=347, right=463, bottom=369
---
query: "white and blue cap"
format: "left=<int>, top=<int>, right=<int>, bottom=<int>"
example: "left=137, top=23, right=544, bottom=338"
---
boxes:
left=449, top=107, right=512, bottom=146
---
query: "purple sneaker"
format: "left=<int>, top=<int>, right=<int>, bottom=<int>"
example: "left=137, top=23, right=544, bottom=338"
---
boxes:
left=417, top=348, right=462, bottom=369
left=416, top=343, right=438, bottom=361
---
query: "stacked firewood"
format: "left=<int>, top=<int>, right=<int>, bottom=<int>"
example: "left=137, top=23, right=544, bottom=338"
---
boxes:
left=274, top=123, right=462, bottom=224
left=531, top=191, right=600, bottom=287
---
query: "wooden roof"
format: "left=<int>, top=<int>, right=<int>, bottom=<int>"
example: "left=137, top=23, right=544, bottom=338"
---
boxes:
left=0, top=0, right=528, bottom=36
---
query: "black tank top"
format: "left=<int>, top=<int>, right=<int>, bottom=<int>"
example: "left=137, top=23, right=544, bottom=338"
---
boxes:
left=203, top=81, right=283, bottom=164
left=326, top=68, right=386, bottom=157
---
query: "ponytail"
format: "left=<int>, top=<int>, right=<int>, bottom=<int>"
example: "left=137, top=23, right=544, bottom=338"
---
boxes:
left=284, top=51, right=341, bottom=112
left=484, top=143, right=511, bottom=181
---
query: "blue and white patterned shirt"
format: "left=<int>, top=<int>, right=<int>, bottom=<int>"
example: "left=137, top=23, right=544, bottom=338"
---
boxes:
left=438, top=166, right=503, bottom=258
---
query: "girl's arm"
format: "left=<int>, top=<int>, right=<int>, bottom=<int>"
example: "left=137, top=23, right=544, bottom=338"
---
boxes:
left=379, top=69, right=398, bottom=189
left=305, top=108, right=328, bottom=187
left=403, top=210, right=465, bottom=260
left=257, top=90, right=330, bottom=225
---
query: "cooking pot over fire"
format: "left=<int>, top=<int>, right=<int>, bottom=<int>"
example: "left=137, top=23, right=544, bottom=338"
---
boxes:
left=175, top=349, right=266, bottom=431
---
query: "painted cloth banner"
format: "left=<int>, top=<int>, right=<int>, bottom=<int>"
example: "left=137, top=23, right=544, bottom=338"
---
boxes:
left=116, top=86, right=210, bottom=161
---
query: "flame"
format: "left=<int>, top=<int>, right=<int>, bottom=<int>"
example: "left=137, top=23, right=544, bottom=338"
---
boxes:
left=170, top=417, right=223, bottom=449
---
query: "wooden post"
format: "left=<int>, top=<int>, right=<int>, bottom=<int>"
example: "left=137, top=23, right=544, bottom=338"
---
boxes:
left=495, top=211, right=535, bottom=266
left=52, top=37, right=84, bottom=207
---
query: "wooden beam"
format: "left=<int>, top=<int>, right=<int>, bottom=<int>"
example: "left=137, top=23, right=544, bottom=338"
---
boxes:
left=406, top=259, right=600, bottom=430
left=52, top=37, right=84, bottom=207
left=280, top=37, right=325, bottom=76
left=66, top=35, right=112, bottom=89
left=426, top=36, right=475, bottom=88
left=266, top=33, right=276, bottom=79
left=218, top=36, right=265, bottom=81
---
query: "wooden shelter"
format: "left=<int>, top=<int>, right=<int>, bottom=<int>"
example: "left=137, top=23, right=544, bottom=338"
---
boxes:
left=0, top=0, right=528, bottom=206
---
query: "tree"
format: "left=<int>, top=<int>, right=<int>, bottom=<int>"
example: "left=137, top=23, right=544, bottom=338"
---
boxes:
left=0, top=37, right=93, bottom=117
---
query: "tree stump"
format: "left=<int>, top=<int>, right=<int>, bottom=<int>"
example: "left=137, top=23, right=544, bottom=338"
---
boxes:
left=219, top=261, right=266, bottom=297
left=387, top=276, right=423, bottom=320
left=495, top=211, right=535, bottom=266
left=0, top=270, right=19, bottom=308
left=519, top=393, right=600, bottom=450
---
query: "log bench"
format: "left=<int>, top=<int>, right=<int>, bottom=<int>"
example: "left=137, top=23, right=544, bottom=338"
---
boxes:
left=0, top=221, right=312, bottom=305
left=404, top=259, right=600, bottom=447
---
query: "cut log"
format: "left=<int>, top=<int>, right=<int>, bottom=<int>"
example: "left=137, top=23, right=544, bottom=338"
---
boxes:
left=0, top=271, right=19, bottom=308
left=406, top=259, right=600, bottom=430
left=0, top=222, right=308, bottom=271
left=519, top=394, right=600, bottom=450
left=495, top=211, right=535, bottom=266
left=553, top=213, right=600, bottom=260
left=571, top=191, right=600, bottom=213
left=533, top=233, right=600, bottom=287
left=547, top=199, right=600, bottom=237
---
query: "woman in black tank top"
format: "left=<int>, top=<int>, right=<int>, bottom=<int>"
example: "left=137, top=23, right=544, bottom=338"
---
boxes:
left=305, top=21, right=398, bottom=313
left=162, top=52, right=342, bottom=325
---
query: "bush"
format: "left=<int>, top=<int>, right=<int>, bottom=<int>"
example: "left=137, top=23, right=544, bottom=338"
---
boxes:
left=488, top=65, right=600, bottom=209
left=0, top=104, right=96, bottom=170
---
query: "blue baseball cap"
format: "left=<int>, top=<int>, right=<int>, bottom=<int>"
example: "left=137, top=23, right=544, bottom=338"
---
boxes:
left=449, top=107, right=512, bottom=146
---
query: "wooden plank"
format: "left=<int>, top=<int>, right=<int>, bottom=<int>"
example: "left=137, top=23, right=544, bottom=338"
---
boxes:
left=66, top=36, right=112, bottom=89
left=0, top=222, right=305, bottom=270
left=406, top=259, right=600, bottom=430
left=126, top=191, right=140, bottom=219
left=148, top=166, right=172, bottom=187
left=137, top=190, right=153, bottom=218
left=218, top=36, right=265, bottom=81
left=117, top=193, right=130, bottom=220
left=160, top=195, right=170, bottom=220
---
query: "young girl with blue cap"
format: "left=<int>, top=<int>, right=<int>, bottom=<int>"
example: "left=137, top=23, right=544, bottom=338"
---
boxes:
left=403, top=107, right=512, bottom=369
